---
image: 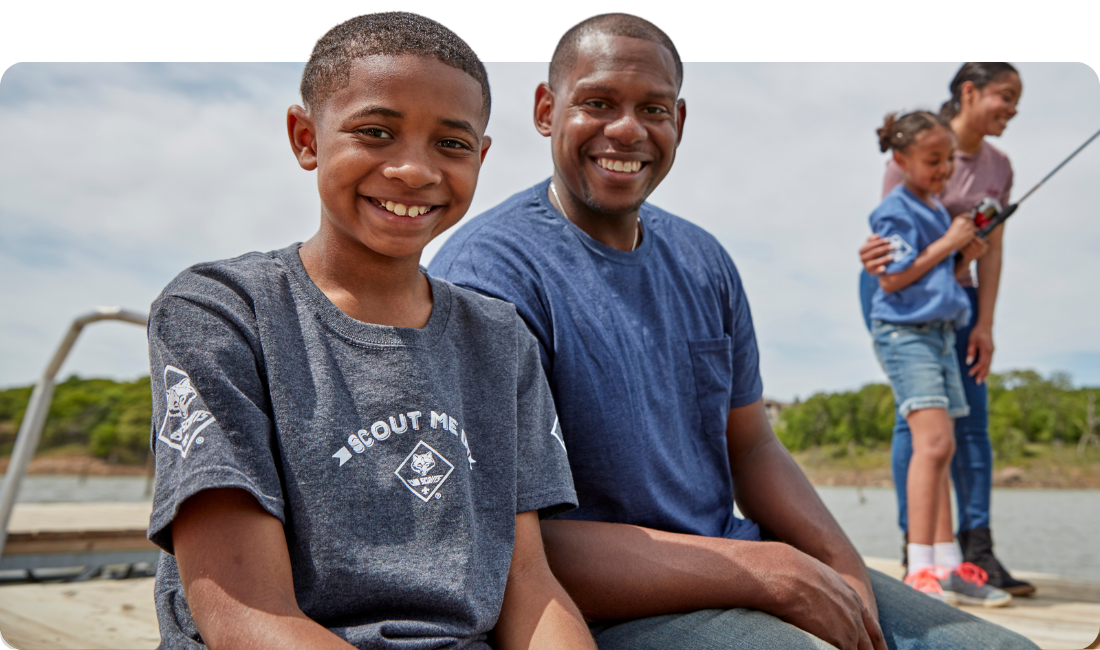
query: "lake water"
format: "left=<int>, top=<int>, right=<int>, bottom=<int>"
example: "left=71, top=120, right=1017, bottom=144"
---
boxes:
left=4, top=476, right=1097, bottom=581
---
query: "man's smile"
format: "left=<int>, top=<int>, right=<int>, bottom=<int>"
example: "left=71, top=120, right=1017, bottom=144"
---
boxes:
left=594, top=157, right=646, bottom=174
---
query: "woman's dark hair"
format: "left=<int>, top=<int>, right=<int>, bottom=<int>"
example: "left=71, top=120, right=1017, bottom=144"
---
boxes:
left=876, top=111, right=952, bottom=153
left=939, top=62, right=1019, bottom=120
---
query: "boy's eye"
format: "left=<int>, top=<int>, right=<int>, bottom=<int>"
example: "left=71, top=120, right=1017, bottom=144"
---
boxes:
left=439, top=139, right=472, bottom=151
left=357, top=128, right=392, bottom=139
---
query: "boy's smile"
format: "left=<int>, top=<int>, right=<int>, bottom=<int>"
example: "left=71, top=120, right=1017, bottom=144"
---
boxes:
left=289, top=54, right=490, bottom=264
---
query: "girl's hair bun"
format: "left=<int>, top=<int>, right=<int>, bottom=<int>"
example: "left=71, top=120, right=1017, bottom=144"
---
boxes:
left=876, top=111, right=952, bottom=153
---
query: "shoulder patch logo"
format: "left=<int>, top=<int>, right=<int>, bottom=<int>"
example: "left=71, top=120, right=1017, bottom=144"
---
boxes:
left=394, top=441, right=455, bottom=502
left=888, top=234, right=914, bottom=264
left=157, top=365, right=215, bottom=458
left=550, top=417, right=567, bottom=453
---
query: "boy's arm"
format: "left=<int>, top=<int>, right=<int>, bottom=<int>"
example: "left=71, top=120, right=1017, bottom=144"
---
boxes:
left=494, top=510, right=597, bottom=650
left=879, top=215, right=976, bottom=293
left=173, top=488, right=356, bottom=650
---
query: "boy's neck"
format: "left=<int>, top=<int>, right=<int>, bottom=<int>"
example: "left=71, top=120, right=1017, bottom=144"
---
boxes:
left=298, top=233, right=434, bottom=329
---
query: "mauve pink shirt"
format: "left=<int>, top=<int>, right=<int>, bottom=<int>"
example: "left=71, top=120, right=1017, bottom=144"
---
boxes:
left=883, top=140, right=1013, bottom=286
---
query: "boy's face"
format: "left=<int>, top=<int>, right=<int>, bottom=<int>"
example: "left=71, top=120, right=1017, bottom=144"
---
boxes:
left=536, top=33, right=684, bottom=217
left=290, top=55, right=490, bottom=261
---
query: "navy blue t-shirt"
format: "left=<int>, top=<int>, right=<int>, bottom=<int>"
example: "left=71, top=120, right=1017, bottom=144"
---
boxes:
left=430, top=180, right=762, bottom=541
left=868, top=185, right=971, bottom=326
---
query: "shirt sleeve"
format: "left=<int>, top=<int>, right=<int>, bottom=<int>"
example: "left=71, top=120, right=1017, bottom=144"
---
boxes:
left=511, top=316, right=577, bottom=519
left=870, top=209, right=919, bottom=274
left=146, top=285, right=285, bottom=554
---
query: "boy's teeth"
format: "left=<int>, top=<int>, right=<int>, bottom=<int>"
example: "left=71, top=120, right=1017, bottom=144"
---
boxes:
left=597, top=158, right=641, bottom=172
left=377, top=199, right=431, bottom=217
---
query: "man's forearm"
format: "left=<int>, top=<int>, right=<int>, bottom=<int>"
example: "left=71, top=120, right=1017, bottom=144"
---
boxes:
left=540, top=519, right=815, bottom=619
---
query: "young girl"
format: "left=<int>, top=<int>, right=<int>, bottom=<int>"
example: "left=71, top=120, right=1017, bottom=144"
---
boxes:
left=861, top=63, right=1032, bottom=597
left=868, top=111, right=1010, bottom=606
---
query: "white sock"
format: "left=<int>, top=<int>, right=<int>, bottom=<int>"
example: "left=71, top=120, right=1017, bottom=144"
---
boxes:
left=934, top=541, right=962, bottom=571
left=907, top=543, right=936, bottom=574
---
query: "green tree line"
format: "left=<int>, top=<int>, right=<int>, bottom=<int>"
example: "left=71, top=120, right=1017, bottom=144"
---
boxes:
left=1, top=370, right=1097, bottom=465
left=776, top=370, right=1099, bottom=459
left=0, top=375, right=152, bottom=464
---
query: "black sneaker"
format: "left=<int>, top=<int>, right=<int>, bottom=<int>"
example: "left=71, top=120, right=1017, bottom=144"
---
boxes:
left=958, top=527, right=1036, bottom=597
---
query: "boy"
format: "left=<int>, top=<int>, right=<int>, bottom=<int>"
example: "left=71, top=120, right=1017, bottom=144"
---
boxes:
left=146, top=13, right=595, bottom=650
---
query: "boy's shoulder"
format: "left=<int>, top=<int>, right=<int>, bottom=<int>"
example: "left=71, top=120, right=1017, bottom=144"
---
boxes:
left=157, top=247, right=292, bottom=306
left=433, top=275, right=525, bottom=329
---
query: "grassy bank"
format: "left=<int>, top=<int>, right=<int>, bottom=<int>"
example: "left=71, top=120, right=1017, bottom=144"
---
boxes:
left=792, top=443, right=1100, bottom=489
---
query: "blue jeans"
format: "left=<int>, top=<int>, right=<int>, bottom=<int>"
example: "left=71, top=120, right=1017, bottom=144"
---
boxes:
left=588, top=568, right=1037, bottom=650
left=860, top=273, right=993, bottom=534
left=891, top=287, right=992, bottom=533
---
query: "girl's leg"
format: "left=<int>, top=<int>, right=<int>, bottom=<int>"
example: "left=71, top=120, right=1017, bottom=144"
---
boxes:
left=934, top=471, right=954, bottom=545
left=905, top=407, right=955, bottom=549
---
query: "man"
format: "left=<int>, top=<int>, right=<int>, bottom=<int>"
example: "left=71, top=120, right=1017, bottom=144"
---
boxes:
left=429, top=13, right=1036, bottom=650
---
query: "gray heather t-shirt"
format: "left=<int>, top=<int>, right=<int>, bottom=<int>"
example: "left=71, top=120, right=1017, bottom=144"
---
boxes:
left=147, top=244, right=576, bottom=650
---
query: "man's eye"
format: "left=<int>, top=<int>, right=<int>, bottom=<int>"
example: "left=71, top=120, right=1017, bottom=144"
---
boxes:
left=644, top=106, right=669, bottom=115
left=586, top=100, right=608, bottom=109
left=439, top=139, right=472, bottom=151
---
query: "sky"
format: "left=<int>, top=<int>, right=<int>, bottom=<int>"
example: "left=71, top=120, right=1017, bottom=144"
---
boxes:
left=1, top=3, right=1098, bottom=403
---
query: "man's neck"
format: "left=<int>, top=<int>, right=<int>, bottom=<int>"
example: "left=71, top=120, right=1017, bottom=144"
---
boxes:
left=298, top=229, right=433, bottom=329
left=549, top=175, right=642, bottom=252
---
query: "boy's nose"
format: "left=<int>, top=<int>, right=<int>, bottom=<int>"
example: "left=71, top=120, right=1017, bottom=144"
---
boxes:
left=382, top=149, right=443, bottom=187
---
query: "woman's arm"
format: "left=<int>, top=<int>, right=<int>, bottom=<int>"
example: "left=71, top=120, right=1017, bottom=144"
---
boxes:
left=494, top=511, right=596, bottom=650
left=173, top=488, right=356, bottom=650
left=879, top=216, right=975, bottom=293
left=968, top=224, right=1004, bottom=383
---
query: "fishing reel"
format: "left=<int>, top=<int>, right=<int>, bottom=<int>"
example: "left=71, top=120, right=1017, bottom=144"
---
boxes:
left=969, top=197, right=1017, bottom=239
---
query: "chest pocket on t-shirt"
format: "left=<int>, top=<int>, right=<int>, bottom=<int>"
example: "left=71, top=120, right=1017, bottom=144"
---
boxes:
left=688, top=337, right=735, bottom=441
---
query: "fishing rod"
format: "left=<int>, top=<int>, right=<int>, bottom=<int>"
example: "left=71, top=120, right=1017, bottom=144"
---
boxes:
left=974, top=126, right=1100, bottom=238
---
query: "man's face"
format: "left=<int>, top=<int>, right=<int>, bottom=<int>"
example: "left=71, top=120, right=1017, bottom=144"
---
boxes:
left=289, top=55, right=490, bottom=262
left=536, top=33, right=684, bottom=217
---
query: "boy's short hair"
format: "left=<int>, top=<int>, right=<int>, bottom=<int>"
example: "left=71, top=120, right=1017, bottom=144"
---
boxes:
left=300, top=12, right=491, bottom=121
left=549, top=13, right=683, bottom=92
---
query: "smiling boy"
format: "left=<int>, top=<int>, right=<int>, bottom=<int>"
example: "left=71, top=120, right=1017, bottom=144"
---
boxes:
left=146, top=13, right=594, bottom=650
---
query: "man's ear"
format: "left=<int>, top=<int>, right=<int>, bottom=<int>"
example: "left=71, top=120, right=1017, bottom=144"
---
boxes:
left=533, top=82, right=554, bottom=137
left=287, top=105, right=318, bottom=171
left=675, top=98, right=687, bottom=146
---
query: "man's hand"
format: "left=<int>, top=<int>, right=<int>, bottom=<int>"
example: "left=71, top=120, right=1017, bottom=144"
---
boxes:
left=767, top=546, right=885, bottom=650
left=966, top=321, right=995, bottom=384
left=859, top=234, right=893, bottom=275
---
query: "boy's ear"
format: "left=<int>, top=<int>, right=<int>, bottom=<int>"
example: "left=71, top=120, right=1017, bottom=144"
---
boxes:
left=480, top=135, right=492, bottom=164
left=533, top=82, right=554, bottom=137
left=287, top=105, right=318, bottom=171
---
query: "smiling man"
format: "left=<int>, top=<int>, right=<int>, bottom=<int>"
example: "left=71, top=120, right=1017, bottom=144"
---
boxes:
left=429, top=14, right=1037, bottom=650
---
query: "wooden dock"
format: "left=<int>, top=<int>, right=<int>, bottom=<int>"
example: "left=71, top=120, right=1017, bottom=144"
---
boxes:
left=0, top=503, right=1096, bottom=649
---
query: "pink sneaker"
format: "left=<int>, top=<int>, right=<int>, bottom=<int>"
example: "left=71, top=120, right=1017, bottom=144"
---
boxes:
left=905, top=566, right=948, bottom=603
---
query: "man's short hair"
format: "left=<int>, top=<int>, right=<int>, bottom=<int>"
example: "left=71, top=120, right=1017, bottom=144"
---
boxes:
left=300, top=12, right=491, bottom=121
left=549, top=13, right=683, bottom=92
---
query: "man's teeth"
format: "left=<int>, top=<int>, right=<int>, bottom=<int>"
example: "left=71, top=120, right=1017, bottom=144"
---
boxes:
left=380, top=200, right=431, bottom=217
left=596, top=158, right=643, bottom=173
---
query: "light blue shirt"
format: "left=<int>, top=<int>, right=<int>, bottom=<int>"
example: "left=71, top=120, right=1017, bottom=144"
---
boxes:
left=869, top=185, right=971, bottom=327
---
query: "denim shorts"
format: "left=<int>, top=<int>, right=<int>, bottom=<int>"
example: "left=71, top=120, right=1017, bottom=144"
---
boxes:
left=871, top=320, right=970, bottom=419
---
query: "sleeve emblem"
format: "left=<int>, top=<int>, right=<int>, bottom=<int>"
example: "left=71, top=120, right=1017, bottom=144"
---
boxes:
left=157, top=365, right=216, bottom=458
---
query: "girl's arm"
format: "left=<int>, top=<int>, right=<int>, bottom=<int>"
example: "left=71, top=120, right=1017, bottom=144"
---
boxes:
left=954, top=237, right=989, bottom=280
left=173, top=488, right=357, bottom=650
left=494, top=511, right=597, bottom=650
left=879, top=216, right=976, bottom=293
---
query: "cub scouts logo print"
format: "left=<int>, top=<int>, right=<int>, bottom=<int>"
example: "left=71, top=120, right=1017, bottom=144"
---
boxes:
left=395, top=441, right=454, bottom=502
left=549, top=417, right=566, bottom=453
left=157, top=365, right=215, bottom=458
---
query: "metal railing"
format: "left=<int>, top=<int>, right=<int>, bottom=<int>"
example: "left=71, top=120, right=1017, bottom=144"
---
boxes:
left=0, top=307, right=148, bottom=559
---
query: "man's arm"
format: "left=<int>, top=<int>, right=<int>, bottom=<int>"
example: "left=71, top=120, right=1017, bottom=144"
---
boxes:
left=495, top=511, right=596, bottom=650
left=541, top=401, right=886, bottom=650
left=173, top=488, right=356, bottom=650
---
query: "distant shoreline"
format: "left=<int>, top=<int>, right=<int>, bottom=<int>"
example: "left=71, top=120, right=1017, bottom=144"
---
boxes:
left=2, top=452, right=1098, bottom=489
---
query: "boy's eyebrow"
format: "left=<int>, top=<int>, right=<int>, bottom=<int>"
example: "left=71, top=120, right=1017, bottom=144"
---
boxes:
left=438, top=118, right=479, bottom=140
